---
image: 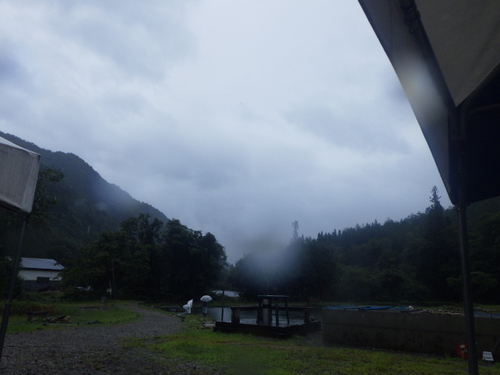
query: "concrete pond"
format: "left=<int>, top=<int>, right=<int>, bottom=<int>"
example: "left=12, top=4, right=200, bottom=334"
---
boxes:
left=208, top=295, right=322, bottom=337
left=322, top=305, right=500, bottom=360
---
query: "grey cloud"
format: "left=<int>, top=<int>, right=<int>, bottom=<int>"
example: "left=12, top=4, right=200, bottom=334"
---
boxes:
left=0, top=52, right=25, bottom=86
left=285, top=105, right=411, bottom=154
left=52, top=1, right=196, bottom=79
left=0, top=1, right=451, bottom=264
left=0, top=43, right=37, bottom=122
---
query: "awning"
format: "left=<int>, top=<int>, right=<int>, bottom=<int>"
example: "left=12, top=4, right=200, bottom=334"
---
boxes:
left=0, top=136, right=41, bottom=214
left=358, top=0, right=500, bottom=205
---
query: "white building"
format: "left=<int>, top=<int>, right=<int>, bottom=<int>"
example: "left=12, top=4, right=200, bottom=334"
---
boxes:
left=19, top=257, right=64, bottom=291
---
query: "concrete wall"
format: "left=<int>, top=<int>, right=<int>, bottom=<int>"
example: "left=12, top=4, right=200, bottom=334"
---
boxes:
left=19, top=269, right=61, bottom=281
left=23, top=280, right=61, bottom=292
left=322, top=309, right=500, bottom=357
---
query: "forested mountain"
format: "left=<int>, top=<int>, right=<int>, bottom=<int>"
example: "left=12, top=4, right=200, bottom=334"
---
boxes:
left=3, top=132, right=500, bottom=304
left=0, top=132, right=227, bottom=301
left=0, top=132, right=168, bottom=262
left=231, top=188, right=500, bottom=304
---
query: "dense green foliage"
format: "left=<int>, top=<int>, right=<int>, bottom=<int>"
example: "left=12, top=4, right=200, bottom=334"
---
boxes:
left=0, top=257, right=23, bottom=298
left=231, top=188, right=500, bottom=304
left=63, top=215, right=227, bottom=301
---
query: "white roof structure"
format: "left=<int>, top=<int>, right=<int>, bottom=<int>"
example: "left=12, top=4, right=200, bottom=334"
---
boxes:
left=20, top=257, right=64, bottom=271
left=358, top=0, right=500, bottom=205
left=358, top=3, right=500, bottom=372
left=415, top=1, right=500, bottom=107
left=0, top=136, right=41, bottom=214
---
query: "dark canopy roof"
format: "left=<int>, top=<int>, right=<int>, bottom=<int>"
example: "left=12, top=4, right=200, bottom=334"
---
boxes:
left=0, top=136, right=40, bottom=214
left=20, top=258, right=64, bottom=271
left=358, top=0, right=500, bottom=205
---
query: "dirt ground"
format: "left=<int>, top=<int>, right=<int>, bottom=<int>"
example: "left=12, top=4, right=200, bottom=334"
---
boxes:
left=0, top=303, right=195, bottom=374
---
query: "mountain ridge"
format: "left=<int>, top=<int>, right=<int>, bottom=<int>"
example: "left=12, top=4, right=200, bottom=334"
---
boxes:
left=0, top=131, right=168, bottom=260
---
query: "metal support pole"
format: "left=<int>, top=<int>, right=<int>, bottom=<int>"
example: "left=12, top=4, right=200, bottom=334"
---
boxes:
left=0, top=215, right=28, bottom=361
left=221, top=290, right=225, bottom=322
left=275, top=298, right=279, bottom=327
left=457, top=196, right=478, bottom=374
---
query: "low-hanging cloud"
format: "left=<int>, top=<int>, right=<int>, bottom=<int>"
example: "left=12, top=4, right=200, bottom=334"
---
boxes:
left=0, top=1, right=450, bottom=263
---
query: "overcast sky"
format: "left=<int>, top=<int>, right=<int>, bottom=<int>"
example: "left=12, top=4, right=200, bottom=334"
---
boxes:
left=0, top=1, right=451, bottom=263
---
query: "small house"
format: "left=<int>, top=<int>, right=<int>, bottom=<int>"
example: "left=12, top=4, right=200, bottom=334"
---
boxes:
left=19, top=257, right=64, bottom=292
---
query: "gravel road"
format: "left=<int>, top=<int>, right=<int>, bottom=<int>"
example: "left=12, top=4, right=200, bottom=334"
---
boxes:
left=0, top=303, right=190, bottom=375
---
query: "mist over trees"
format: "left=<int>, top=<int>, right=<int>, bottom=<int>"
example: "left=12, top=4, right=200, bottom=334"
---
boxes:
left=230, top=188, right=500, bottom=304
left=2, top=132, right=499, bottom=304
left=0, top=133, right=227, bottom=301
left=0, top=132, right=168, bottom=262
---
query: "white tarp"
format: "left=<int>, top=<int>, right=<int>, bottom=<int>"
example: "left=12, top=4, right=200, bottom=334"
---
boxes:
left=359, top=0, right=500, bottom=106
left=416, top=0, right=500, bottom=106
left=0, top=136, right=41, bottom=214
left=358, top=0, right=500, bottom=205
left=358, top=0, right=454, bottom=198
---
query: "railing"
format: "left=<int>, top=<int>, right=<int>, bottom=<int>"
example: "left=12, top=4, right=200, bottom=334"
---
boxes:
left=230, top=306, right=314, bottom=325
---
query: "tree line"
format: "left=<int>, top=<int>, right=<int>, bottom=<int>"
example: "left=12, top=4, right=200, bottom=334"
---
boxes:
left=3, top=162, right=500, bottom=305
left=0, top=163, right=227, bottom=302
left=230, top=187, right=500, bottom=304
left=63, top=215, right=227, bottom=301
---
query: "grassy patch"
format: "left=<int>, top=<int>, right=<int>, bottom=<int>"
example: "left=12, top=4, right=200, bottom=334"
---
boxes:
left=2, top=298, right=140, bottom=334
left=134, top=314, right=500, bottom=375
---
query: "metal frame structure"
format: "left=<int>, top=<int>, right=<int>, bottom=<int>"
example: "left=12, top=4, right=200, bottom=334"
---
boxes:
left=358, top=1, right=500, bottom=373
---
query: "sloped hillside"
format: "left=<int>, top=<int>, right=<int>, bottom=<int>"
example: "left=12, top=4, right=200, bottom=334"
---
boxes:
left=0, top=132, right=168, bottom=261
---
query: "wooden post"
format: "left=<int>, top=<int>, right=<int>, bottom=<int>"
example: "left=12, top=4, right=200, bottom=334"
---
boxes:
left=231, top=307, right=240, bottom=324
left=0, top=215, right=28, bottom=361
left=304, top=309, right=311, bottom=324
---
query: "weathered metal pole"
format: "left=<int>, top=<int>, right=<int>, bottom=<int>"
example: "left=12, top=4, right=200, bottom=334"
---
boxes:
left=0, top=215, right=28, bottom=361
left=457, top=200, right=478, bottom=374
left=457, top=138, right=479, bottom=374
